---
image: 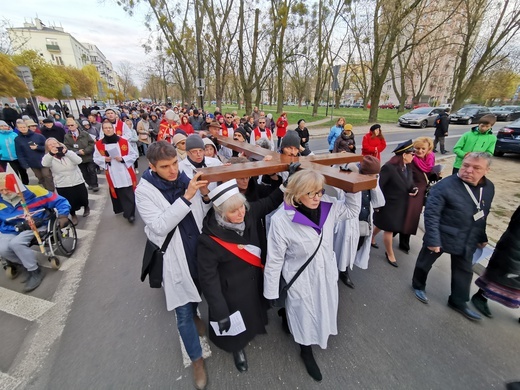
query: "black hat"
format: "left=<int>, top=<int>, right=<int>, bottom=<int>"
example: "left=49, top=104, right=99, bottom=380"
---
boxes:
left=280, top=130, right=301, bottom=150
left=42, top=118, right=53, bottom=124
left=233, top=127, right=248, bottom=140
left=370, top=124, right=381, bottom=132
left=392, top=139, right=415, bottom=155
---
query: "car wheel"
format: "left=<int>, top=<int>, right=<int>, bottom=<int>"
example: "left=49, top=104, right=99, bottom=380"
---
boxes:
left=493, top=150, right=504, bottom=157
left=466, top=118, right=472, bottom=125
left=506, top=115, right=512, bottom=121
left=420, top=120, right=427, bottom=128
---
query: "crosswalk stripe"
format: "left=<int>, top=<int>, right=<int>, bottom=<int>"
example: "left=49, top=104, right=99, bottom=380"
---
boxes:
left=0, top=287, right=55, bottom=321
left=0, top=372, right=21, bottom=390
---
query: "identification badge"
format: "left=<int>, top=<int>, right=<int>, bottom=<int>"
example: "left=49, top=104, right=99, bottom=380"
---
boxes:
left=73, top=144, right=79, bottom=149
left=473, top=210, right=484, bottom=221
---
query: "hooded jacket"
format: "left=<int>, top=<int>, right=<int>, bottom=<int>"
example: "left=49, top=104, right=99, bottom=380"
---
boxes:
left=0, top=129, right=18, bottom=161
left=452, top=127, right=497, bottom=169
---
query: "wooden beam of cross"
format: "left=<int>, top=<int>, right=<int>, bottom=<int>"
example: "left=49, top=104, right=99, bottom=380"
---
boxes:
left=196, top=135, right=377, bottom=192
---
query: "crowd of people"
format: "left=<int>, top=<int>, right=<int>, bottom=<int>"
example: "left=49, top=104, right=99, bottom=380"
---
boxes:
left=1, top=100, right=518, bottom=390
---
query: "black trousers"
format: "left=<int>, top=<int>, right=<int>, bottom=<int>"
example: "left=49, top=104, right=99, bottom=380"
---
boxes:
left=110, top=186, right=135, bottom=219
left=78, top=162, right=98, bottom=188
left=412, top=244, right=474, bottom=306
left=0, top=160, right=29, bottom=185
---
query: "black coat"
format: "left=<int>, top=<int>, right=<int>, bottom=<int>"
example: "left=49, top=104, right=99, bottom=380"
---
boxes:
left=423, top=174, right=494, bottom=258
left=434, top=111, right=450, bottom=137
left=484, top=205, right=520, bottom=289
left=373, top=157, right=414, bottom=232
left=41, top=125, right=66, bottom=143
left=197, top=189, right=283, bottom=352
left=295, top=127, right=309, bottom=147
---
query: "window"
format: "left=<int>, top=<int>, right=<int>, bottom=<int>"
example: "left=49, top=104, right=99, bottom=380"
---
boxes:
left=56, top=56, right=64, bottom=65
left=46, top=38, right=58, bottom=46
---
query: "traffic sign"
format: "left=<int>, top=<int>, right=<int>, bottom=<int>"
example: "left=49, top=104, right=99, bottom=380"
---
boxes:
left=196, top=78, right=205, bottom=88
left=197, top=89, right=204, bottom=97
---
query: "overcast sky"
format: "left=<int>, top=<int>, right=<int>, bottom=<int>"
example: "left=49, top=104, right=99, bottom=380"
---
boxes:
left=3, top=0, right=150, bottom=86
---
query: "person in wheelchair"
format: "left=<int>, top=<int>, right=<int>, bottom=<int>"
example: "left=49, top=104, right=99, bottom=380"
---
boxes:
left=0, top=172, right=70, bottom=292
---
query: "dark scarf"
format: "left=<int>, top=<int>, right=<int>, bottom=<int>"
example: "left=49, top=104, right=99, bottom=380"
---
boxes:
left=141, top=168, right=201, bottom=281
left=103, top=134, right=119, bottom=144
left=187, top=156, right=207, bottom=169
left=296, top=202, right=321, bottom=226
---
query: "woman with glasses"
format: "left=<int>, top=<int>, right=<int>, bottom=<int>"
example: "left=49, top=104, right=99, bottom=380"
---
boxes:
left=371, top=140, right=417, bottom=267
left=264, top=170, right=360, bottom=382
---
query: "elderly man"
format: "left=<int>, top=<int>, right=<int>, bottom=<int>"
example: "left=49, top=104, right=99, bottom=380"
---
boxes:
left=179, top=135, right=223, bottom=183
left=41, top=118, right=66, bottom=142
left=0, top=172, right=70, bottom=292
left=14, top=121, right=54, bottom=191
left=412, top=152, right=495, bottom=321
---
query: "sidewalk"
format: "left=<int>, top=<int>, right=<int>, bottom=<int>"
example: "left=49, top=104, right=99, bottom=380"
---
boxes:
left=307, top=119, right=408, bottom=138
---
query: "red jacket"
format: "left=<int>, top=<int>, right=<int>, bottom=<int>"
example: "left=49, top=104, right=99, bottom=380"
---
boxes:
left=276, top=117, right=288, bottom=137
left=361, top=132, right=386, bottom=161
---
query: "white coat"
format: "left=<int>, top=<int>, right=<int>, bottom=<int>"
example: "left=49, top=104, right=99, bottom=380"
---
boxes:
left=354, top=184, right=386, bottom=269
left=264, top=193, right=360, bottom=349
left=41, top=151, right=85, bottom=188
left=135, top=179, right=211, bottom=311
left=332, top=190, right=362, bottom=271
left=178, top=156, right=222, bottom=191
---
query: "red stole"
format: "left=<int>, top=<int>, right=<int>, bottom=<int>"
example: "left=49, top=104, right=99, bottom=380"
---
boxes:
left=209, top=236, right=263, bottom=269
left=114, top=120, right=124, bottom=137
left=221, top=123, right=237, bottom=137
left=95, top=138, right=137, bottom=198
left=253, top=127, right=272, bottom=141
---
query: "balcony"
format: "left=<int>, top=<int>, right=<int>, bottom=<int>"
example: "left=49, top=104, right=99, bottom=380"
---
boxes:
left=46, top=44, right=61, bottom=52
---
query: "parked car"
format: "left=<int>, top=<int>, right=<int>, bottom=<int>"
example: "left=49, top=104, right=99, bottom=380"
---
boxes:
left=398, top=107, right=445, bottom=128
left=494, top=119, right=520, bottom=156
left=490, top=106, right=520, bottom=122
left=339, top=102, right=350, bottom=108
left=438, top=103, right=452, bottom=109
left=449, top=106, right=491, bottom=125
left=413, top=103, right=430, bottom=109
left=379, top=103, right=396, bottom=109
left=351, top=102, right=364, bottom=108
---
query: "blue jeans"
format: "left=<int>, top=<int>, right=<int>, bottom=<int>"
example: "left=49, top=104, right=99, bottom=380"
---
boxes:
left=175, top=302, right=202, bottom=361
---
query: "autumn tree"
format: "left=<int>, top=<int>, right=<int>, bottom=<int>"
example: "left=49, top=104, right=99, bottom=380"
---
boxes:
left=0, top=53, right=29, bottom=97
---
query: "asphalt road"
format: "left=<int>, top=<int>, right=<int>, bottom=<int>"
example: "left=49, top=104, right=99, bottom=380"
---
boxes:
left=1, top=123, right=519, bottom=390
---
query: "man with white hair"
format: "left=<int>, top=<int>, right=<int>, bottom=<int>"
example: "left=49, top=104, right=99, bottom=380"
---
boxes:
left=157, top=109, right=179, bottom=143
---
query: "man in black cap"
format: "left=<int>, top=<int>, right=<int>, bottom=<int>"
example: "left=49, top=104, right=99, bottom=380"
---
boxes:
left=412, top=151, right=494, bottom=321
left=279, top=130, right=313, bottom=157
left=41, top=118, right=66, bottom=142
left=179, top=135, right=223, bottom=184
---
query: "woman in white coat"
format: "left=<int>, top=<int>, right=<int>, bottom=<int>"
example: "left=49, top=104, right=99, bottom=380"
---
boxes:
left=42, top=137, right=89, bottom=226
left=264, top=170, right=360, bottom=382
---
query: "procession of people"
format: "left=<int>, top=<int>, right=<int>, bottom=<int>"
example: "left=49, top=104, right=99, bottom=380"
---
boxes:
left=0, top=101, right=517, bottom=390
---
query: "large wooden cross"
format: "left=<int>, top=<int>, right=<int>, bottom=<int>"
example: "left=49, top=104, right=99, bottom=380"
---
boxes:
left=196, top=135, right=377, bottom=192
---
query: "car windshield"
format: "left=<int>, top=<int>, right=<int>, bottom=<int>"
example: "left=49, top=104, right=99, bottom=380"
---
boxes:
left=410, top=108, right=431, bottom=114
left=457, top=108, right=478, bottom=114
left=490, top=107, right=504, bottom=111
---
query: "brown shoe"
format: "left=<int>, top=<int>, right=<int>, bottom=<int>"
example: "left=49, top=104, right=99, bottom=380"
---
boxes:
left=194, top=316, right=206, bottom=337
left=192, top=358, right=207, bottom=390
left=82, top=207, right=90, bottom=217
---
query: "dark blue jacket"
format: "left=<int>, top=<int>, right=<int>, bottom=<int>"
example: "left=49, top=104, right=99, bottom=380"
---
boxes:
left=424, top=174, right=494, bottom=258
left=14, top=130, right=46, bottom=169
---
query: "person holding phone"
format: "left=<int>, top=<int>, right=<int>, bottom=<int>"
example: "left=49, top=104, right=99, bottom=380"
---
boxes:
left=371, top=140, right=417, bottom=267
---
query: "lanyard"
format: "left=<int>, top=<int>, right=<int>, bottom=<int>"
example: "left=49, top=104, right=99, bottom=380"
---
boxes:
left=462, top=182, right=483, bottom=211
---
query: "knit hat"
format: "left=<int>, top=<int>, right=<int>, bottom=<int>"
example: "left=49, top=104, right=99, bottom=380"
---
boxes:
left=185, top=134, right=205, bottom=151
left=216, top=114, right=224, bottom=121
left=206, top=113, right=215, bottom=120
left=343, top=124, right=353, bottom=131
left=208, top=179, right=239, bottom=207
left=280, top=130, right=301, bottom=150
left=165, top=110, right=175, bottom=120
left=172, top=133, right=187, bottom=146
left=392, top=139, right=414, bottom=155
left=0, top=120, right=9, bottom=127
left=359, top=156, right=381, bottom=175
left=370, top=124, right=381, bottom=132
left=479, top=114, right=497, bottom=126
left=82, top=120, right=90, bottom=126
left=233, top=127, right=248, bottom=140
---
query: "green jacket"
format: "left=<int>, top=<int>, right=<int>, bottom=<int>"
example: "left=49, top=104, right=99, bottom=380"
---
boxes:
left=452, top=126, right=496, bottom=169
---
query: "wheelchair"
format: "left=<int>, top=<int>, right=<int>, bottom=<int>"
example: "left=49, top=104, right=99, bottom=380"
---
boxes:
left=3, top=209, right=78, bottom=277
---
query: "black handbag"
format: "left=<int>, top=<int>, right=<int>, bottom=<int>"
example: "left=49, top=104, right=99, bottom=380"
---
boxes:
left=271, top=234, right=323, bottom=308
left=140, top=227, right=177, bottom=288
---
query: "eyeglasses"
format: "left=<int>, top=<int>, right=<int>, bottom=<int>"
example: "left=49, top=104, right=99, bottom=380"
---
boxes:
left=306, top=189, right=325, bottom=198
left=225, top=116, right=232, bottom=119
left=259, top=121, right=266, bottom=124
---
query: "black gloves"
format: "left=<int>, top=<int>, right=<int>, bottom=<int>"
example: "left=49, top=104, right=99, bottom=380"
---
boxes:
left=283, top=162, right=301, bottom=187
left=218, top=317, right=231, bottom=334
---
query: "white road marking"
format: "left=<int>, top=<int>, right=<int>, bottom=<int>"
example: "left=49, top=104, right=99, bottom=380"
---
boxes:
left=0, top=287, right=55, bottom=321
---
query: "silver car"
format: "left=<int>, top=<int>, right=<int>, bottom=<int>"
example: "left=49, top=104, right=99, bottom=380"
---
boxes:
left=398, top=107, right=446, bottom=128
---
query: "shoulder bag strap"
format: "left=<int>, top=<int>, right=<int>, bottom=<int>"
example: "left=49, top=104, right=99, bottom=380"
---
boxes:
left=160, top=226, right=177, bottom=253
left=285, top=233, right=323, bottom=290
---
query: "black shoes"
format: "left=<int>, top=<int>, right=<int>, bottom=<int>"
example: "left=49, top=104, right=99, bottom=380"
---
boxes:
left=433, top=149, right=438, bottom=153
left=92, top=186, right=100, bottom=192
left=83, top=207, right=90, bottom=217
left=339, top=271, right=355, bottom=289
left=398, top=245, right=409, bottom=255
left=233, top=349, right=248, bottom=372
left=128, top=216, right=135, bottom=224
left=471, top=293, right=493, bottom=318
left=371, top=242, right=379, bottom=249
left=385, top=252, right=398, bottom=267
left=23, top=267, right=44, bottom=293
left=300, top=345, right=322, bottom=382
left=447, top=300, right=481, bottom=321
left=278, top=308, right=291, bottom=334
